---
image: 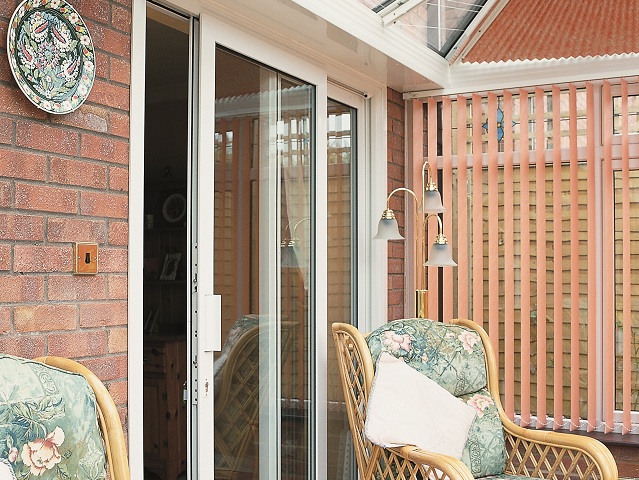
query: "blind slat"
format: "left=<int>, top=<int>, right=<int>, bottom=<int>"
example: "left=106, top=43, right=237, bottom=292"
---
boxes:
left=586, top=82, right=598, bottom=432
left=621, top=79, right=631, bottom=433
left=503, top=90, right=515, bottom=421
left=442, top=98, right=453, bottom=322
left=535, top=88, right=548, bottom=428
left=472, top=94, right=484, bottom=327
left=456, top=95, right=469, bottom=318
left=551, top=86, right=564, bottom=430
left=602, top=81, right=615, bottom=433
left=519, top=89, right=532, bottom=427
left=488, top=93, right=499, bottom=354
left=568, top=84, right=581, bottom=430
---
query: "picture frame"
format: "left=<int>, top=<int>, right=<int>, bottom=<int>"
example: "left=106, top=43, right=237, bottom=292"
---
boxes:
left=160, top=252, right=181, bottom=281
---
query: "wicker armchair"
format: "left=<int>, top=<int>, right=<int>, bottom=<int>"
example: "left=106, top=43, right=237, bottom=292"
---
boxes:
left=35, top=356, right=130, bottom=480
left=214, top=320, right=296, bottom=480
left=332, top=319, right=618, bottom=480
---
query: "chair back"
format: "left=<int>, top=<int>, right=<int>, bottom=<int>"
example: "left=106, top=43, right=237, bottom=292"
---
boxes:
left=36, top=356, right=130, bottom=480
left=214, top=320, right=296, bottom=480
left=331, top=322, right=379, bottom=479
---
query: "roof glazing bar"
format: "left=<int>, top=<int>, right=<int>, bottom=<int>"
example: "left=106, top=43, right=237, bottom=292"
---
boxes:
left=378, top=0, right=427, bottom=26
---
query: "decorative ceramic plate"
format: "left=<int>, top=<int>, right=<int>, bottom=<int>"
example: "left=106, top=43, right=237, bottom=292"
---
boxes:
left=163, top=194, right=186, bottom=223
left=7, top=0, right=95, bottom=114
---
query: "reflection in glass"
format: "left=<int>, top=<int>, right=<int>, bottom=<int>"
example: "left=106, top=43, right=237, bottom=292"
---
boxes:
left=326, top=99, right=356, bottom=480
left=213, top=48, right=314, bottom=480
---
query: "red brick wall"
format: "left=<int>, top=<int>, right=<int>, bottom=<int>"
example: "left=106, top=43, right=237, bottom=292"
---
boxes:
left=387, top=88, right=405, bottom=320
left=0, top=0, right=131, bottom=428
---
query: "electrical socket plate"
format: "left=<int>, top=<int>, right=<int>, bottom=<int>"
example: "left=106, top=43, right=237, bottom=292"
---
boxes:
left=74, top=242, right=98, bottom=275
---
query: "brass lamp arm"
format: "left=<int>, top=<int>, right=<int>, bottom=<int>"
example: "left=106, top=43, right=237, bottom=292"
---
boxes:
left=424, top=213, right=448, bottom=245
left=385, top=187, right=419, bottom=211
left=422, top=160, right=438, bottom=192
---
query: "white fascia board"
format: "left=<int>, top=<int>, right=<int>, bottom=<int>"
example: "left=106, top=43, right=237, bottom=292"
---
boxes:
left=290, top=0, right=450, bottom=88
left=405, top=53, right=639, bottom=98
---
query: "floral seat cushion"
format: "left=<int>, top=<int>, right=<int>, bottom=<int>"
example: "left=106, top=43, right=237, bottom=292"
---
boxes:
left=0, top=355, right=107, bottom=480
left=366, top=318, right=507, bottom=477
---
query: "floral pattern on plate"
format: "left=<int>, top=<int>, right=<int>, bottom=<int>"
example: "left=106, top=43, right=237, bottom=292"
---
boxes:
left=7, top=0, right=95, bottom=114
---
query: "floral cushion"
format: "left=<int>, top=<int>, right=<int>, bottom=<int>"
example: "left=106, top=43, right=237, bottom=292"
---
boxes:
left=367, top=318, right=487, bottom=397
left=366, top=319, right=507, bottom=477
left=460, top=388, right=507, bottom=477
left=0, top=355, right=107, bottom=479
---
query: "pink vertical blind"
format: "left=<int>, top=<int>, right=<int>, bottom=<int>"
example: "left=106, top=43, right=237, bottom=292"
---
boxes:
left=423, top=79, right=639, bottom=434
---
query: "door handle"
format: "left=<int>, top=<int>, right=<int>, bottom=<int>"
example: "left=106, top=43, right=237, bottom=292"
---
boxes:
left=201, top=293, right=221, bottom=352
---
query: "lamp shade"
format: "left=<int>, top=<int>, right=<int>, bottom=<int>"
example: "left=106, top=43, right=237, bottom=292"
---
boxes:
left=423, top=190, right=445, bottom=213
left=425, top=243, right=457, bottom=267
left=373, top=218, right=404, bottom=240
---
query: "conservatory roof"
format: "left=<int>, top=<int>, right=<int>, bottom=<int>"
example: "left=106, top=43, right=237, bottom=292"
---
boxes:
left=459, top=0, right=639, bottom=64
left=353, top=0, right=489, bottom=57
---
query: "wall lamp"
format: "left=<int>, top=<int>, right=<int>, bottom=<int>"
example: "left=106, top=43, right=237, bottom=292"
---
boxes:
left=373, top=160, right=456, bottom=318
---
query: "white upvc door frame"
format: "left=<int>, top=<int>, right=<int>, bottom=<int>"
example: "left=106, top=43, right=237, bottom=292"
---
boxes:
left=195, top=12, right=329, bottom=480
left=129, top=2, right=390, bottom=478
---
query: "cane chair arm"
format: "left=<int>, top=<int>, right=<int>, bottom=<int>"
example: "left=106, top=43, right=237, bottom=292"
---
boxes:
left=388, top=445, right=475, bottom=480
left=450, top=319, right=618, bottom=480
left=500, top=420, right=618, bottom=480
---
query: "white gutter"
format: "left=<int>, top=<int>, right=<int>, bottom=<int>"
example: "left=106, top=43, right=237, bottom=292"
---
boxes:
left=405, top=53, right=639, bottom=98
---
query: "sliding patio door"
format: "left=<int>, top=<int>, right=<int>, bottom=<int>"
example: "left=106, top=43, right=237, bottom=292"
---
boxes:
left=194, top=16, right=322, bottom=477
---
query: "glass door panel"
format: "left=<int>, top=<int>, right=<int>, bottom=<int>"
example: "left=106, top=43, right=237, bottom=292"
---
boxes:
left=326, top=98, right=357, bottom=480
left=213, top=47, right=314, bottom=480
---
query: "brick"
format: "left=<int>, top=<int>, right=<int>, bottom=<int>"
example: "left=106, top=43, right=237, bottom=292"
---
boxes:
left=108, top=221, right=128, bottom=245
left=107, top=327, right=128, bottom=353
left=108, top=166, right=128, bottom=191
left=0, top=60, right=11, bottom=84
left=94, top=50, right=109, bottom=81
left=82, top=354, right=128, bottom=381
left=14, top=245, right=73, bottom=272
left=0, top=116, right=12, bottom=144
left=99, top=247, right=127, bottom=272
left=80, top=133, right=129, bottom=164
left=80, top=191, right=128, bottom=218
left=0, top=17, right=7, bottom=48
left=0, top=181, right=10, bottom=208
left=111, top=0, right=132, bottom=10
left=92, top=24, right=131, bottom=59
left=0, top=275, right=44, bottom=302
left=80, top=301, right=127, bottom=327
left=107, top=274, right=127, bottom=299
left=47, top=217, right=107, bottom=243
left=0, top=2, right=18, bottom=17
left=387, top=99, right=404, bottom=121
left=0, top=307, right=10, bottom=334
left=14, top=304, right=77, bottom=332
left=0, top=148, right=47, bottom=180
left=88, top=79, right=130, bottom=111
left=0, top=85, right=47, bottom=119
left=387, top=133, right=404, bottom=152
left=0, top=335, right=45, bottom=358
left=47, top=330, right=108, bottom=358
left=48, top=275, right=107, bottom=301
left=51, top=105, right=109, bottom=133
left=15, top=183, right=78, bottom=214
left=50, top=157, right=108, bottom=189
left=16, top=122, right=79, bottom=156
left=0, top=244, right=11, bottom=271
left=78, top=0, right=110, bottom=24
left=107, top=379, right=128, bottom=405
left=111, top=4, right=132, bottom=32
left=0, top=214, right=44, bottom=241
left=110, top=57, right=131, bottom=85
left=391, top=118, right=405, bottom=136
left=109, top=111, right=129, bottom=138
